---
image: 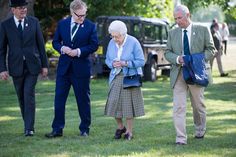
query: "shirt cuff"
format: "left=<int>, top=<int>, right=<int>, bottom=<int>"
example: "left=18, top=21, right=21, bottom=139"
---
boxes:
left=176, top=56, right=180, bottom=64
left=77, top=48, right=81, bottom=57
left=61, top=46, right=65, bottom=54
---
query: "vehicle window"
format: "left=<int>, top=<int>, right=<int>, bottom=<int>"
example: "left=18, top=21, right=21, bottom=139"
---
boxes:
left=124, top=21, right=130, bottom=33
left=161, top=26, right=168, bottom=40
left=96, top=23, right=104, bottom=41
left=143, top=24, right=161, bottom=42
left=133, top=24, right=141, bottom=38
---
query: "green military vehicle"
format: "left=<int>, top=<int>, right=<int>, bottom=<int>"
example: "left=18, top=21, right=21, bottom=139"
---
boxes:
left=92, top=16, right=171, bottom=81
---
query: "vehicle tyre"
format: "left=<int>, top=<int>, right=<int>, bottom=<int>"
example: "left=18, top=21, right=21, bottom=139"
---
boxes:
left=161, top=69, right=170, bottom=77
left=144, top=58, right=157, bottom=81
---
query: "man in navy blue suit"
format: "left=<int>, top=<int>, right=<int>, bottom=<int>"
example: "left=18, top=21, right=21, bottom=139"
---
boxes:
left=45, top=0, right=98, bottom=138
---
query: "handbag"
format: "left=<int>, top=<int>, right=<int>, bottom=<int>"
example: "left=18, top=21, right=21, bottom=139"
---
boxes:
left=123, top=62, right=142, bottom=89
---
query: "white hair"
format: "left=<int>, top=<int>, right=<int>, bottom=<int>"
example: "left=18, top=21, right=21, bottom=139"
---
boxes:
left=108, top=20, right=127, bottom=35
left=174, top=5, right=190, bottom=16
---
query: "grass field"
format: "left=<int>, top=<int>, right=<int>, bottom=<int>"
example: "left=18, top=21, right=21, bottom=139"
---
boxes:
left=0, top=70, right=236, bottom=157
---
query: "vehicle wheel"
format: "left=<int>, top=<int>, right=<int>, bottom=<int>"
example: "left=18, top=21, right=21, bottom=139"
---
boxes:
left=144, top=58, right=157, bottom=81
left=161, top=69, right=170, bottom=77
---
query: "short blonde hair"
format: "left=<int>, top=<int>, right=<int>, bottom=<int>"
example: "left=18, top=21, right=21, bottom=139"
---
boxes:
left=70, top=0, right=87, bottom=12
left=108, top=20, right=127, bottom=36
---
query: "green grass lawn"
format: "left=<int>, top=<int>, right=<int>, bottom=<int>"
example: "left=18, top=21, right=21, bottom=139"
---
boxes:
left=0, top=70, right=236, bottom=157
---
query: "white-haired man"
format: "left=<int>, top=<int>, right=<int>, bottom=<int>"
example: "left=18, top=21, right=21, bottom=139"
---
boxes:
left=164, top=5, right=215, bottom=145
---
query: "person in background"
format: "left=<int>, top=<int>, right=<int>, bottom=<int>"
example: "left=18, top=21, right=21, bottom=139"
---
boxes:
left=45, top=0, right=98, bottom=138
left=104, top=20, right=145, bottom=140
left=210, top=23, right=228, bottom=77
left=0, top=0, right=48, bottom=136
left=164, top=5, right=215, bottom=145
left=220, top=22, right=230, bottom=55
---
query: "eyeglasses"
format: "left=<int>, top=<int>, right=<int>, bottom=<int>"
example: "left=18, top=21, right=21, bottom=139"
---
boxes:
left=15, top=6, right=27, bottom=10
left=110, top=34, right=122, bottom=40
left=73, top=12, right=86, bottom=19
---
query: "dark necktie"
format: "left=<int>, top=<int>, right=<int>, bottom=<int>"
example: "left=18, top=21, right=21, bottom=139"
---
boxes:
left=183, top=30, right=190, bottom=55
left=71, top=23, right=78, bottom=36
left=18, top=20, right=23, bottom=38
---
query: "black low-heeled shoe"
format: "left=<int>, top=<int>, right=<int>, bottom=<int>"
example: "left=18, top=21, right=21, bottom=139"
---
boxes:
left=124, top=133, right=133, bottom=140
left=114, top=127, right=126, bottom=139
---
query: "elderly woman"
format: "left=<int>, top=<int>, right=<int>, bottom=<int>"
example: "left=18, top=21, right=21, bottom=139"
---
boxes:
left=104, top=20, right=145, bottom=140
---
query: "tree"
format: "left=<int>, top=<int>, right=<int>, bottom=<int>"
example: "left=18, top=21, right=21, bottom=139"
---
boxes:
left=182, top=0, right=231, bottom=12
left=182, top=0, right=236, bottom=35
left=34, top=0, right=174, bottom=40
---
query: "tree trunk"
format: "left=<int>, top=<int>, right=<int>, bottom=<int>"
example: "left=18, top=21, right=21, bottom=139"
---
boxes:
left=0, top=0, right=11, bottom=21
left=0, top=0, right=35, bottom=22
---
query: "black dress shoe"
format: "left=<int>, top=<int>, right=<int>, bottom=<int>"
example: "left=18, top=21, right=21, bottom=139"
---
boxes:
left=45, top=131, right=63, bottom=138
left=124, top=133, right=133, bottom=140
left=25, top=130, right=34, bottom=136
left=220, top=73, right=228, bottom=77
left=114, top=127, right=126, bottom=139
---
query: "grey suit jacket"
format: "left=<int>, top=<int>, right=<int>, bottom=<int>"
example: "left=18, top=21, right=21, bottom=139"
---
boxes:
left=164, top=24, right=215, bottom=88
left=0, top=16, right=48, bottom=77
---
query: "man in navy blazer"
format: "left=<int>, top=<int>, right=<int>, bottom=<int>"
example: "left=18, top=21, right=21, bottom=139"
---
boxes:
left=45, top=0, right=98, bottom=138
left=0, top=0, right=48, bottom=136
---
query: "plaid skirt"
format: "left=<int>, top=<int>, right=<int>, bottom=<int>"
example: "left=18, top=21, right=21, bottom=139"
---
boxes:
left=104, top=73, right=145, bottom=118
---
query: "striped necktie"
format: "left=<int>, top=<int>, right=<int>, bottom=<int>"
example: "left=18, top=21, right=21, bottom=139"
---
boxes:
left=72, top=23, right=78, bottom=36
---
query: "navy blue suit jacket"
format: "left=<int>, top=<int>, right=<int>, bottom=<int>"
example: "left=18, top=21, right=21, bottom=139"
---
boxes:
left=52, top=17, right=98, bottom=78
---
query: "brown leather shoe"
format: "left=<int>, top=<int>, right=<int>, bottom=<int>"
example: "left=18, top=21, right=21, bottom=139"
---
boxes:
left=195, top=135, right=204, bottom=139
left=114, top=127, right=126, bottom=139
left=176, top=142, right=186, bottom=145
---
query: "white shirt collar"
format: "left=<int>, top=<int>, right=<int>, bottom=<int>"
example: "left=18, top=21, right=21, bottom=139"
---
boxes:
left=182, top=23, right=192, bottom=33
left=71, top=17, right=76, bottom=25
left=14, top=16, right=24, bottom=26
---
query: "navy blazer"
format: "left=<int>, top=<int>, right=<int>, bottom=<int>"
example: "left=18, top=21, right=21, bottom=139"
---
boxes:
left=183, top=53, right=209, bottom=87
left=0, top=16, right=48, bottom=76
left=52, top=17, right=98, bottom=77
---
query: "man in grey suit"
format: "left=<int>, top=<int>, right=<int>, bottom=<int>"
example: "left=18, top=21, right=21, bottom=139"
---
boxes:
left=164, top=5, right=215, bottom=145
left=0, top=0, right=48, bottom=136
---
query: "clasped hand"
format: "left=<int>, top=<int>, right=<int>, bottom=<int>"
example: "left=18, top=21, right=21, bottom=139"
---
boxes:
left=62, top=46, right=78, bottom=57
left=112, top=60, right=126, bottom=68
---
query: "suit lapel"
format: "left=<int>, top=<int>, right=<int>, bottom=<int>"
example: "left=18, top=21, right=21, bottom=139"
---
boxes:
left=72, top=19, right=87, bottom=42
left=176, top=28, right=182, bottom=55
left=190, top=24, right=196, bottom=53
left=72, top=22, right=84, bottom=42
left=9, top=17, right=21, bottom=39
left=23, top=17, right=30, bottom=39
